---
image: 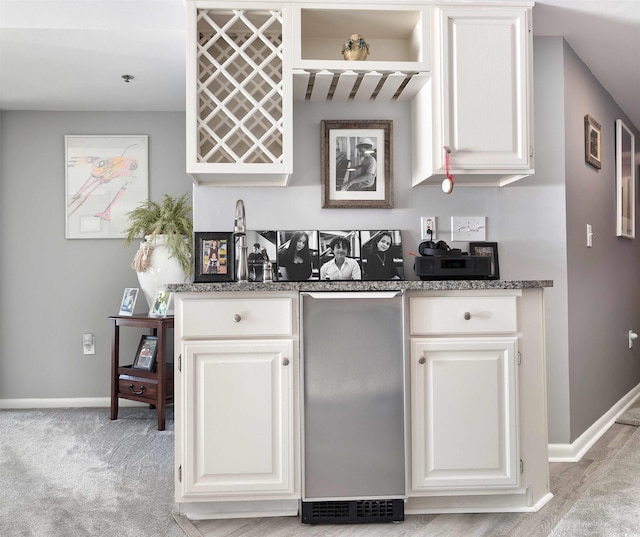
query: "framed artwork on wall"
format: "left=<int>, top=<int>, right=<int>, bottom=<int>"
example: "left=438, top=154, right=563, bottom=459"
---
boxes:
left=321, top=120, right=393, bottom=209
left=584, top=115, right=602, bottom=169
left=194, top=232, right=235, bottom=282
left=615, top=119, right=636, bottom=239
left=65, top=135, right=149, bottom=239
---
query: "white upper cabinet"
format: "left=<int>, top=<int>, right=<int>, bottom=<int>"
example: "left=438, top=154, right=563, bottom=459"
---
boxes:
left=185, top=2, right=293, bottom=186
left=412, top=4, right=534, bottom=187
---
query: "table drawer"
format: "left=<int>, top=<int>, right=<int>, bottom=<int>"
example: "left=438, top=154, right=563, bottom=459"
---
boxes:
left=118, top=374, right=158, bottom=399
left=179, top=297, right=294, bottom=338
left=410, top=296, right=517, bottom=335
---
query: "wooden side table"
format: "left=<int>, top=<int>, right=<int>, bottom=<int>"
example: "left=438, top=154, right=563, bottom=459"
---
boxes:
left=109, top=315, right=174, bottom=431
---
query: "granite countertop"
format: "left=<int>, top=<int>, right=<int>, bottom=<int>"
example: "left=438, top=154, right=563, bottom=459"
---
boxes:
left=168, top=279, right=553, bottom=293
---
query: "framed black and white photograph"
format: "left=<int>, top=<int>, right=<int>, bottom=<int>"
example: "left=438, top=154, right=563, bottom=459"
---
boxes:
left=132, top=335, right=158, bottom=371
left=194, top=232, right=234, bottom=282
left=318, top=231, right=362, bottom=281
left=246, top=230, right=277, bottom=282
left=321, top=120, right=393, bottom=209
left=470, top=242, right=500, bottom=280
left=360, top=230, right=404, bottom=280
left=276, top=230, right=319, bottom=281
left=616, top=119, right=636, bottom=239
left=149, top=288, right=172, bottom=318
left=584, top=115, right=602, bottom=169
left=118, top=287, right=139, bottom=316
left=65, top=135, right=149, bottom=238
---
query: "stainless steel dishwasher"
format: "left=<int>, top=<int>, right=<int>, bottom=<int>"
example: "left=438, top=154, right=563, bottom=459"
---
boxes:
left=300, top=291, right=406, bottom=524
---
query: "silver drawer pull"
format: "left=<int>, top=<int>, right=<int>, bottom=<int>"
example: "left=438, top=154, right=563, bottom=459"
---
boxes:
left=282, top=357, right=290, bottom=366
left=233, top=313, right=242, bottom=323
left=464, top=312, right=471, bottom=320
left=418, top=357, right=426, bottom=365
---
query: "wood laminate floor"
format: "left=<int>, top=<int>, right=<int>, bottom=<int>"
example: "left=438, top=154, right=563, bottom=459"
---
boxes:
left=175, top=422, right=638, bottom=537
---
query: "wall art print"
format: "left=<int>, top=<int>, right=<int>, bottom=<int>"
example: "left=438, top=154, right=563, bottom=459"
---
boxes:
left=65, top=135, right=149, bottom=239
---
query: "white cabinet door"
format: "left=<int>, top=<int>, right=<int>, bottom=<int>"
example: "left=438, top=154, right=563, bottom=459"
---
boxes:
left=411, top=337, right=519, bottom=492
left=434, top=6, right=532, bottom=174
left=179, top=339, right=295, bottom=498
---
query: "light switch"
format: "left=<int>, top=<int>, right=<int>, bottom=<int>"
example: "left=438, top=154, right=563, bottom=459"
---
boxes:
left=451, top=217, right=486, bottom=241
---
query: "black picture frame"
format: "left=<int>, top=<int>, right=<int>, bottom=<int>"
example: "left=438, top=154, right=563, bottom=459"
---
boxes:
left=194, top=232, right=235, bottom=283
left=584, top=114, right=602, bottom=169
left=469, top=242, right=500, bottom=280
left=321, top=119, right=393, bottom=209
left=132, top=335, right=158, bottom=371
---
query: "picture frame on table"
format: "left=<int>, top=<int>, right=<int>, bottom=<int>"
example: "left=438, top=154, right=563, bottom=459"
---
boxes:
left=276, top=230, right=319, bottom=281
left=149, top=288, right=173, bottom=318
left=584, top=115, right=602, bottom=169
left=65, top=135, right=149, bottom=239
left=132, top=335, right=158, bottom=371
left=318, top=230, right=362, bottom=281
left=194, top=232, right=235, bottom=282
left=321, top=120, right=393, bottom=209
left=360, top=230, right=405, bottom=281
left=469, top=242, right=500, bottom=280
left=615, top=119, right=636, bottom=239
left=118, top=287, right=139, bottom=316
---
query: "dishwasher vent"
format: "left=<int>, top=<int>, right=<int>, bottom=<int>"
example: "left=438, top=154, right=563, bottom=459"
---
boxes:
left=301, top=499, right=404, bottom=524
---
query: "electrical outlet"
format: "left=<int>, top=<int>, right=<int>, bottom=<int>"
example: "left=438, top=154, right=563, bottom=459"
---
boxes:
left=83, top=333, right=95, bottom=355
left=451, top=216, right=486, bottom=241
left=421, top=216, right=436, bottom=240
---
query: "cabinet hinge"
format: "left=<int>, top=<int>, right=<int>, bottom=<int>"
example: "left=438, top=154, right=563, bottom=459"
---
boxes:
left=520, top=459, right=524, bottom=474
left=528, top=20, right=532, bottom=33
left=517, top=352, right=522, bottom=365
left=178, top=354, right=181, bottom=372
left=178, top=465, right=182, bottom=482
left=529, top=146, right=533, bottom=158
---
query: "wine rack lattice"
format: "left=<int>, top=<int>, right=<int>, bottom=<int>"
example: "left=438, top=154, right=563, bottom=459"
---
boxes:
left=196, top=9, right=283, bottom=165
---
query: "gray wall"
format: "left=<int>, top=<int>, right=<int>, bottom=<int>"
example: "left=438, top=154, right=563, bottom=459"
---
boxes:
left=561, top=41, right=640, bottom=441
left=0, top=112, right=191, bottom=400
left=1, top=38, right=640, bottom=447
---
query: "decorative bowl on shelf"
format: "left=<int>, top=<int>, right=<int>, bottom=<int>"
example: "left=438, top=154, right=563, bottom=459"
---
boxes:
left=342, top=34, right=369, bottom=61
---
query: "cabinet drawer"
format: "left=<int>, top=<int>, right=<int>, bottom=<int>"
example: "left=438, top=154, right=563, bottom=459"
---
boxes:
left=410, top=296, right=517, bottom=335
left=179, top=297, right=294, bottom=338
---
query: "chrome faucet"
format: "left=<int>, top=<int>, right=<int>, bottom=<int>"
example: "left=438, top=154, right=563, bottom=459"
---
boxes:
left=234, top=199, right=249, bottom=282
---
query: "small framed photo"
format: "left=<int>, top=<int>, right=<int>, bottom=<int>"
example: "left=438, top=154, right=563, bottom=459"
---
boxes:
left=321, top=120, right=393, bottom=209
left=318, top=230, right=362, bottom=281
left=132, top=335, right=158, bottom=371
left=470, top=242, right=500, bottom=280
left=276, top=230, right=320, bottom=281
left=118, top=287, right=139, bottom=316
left=584, top=114, right=602, bottom=169
left=149, top=288, right=173, bottom=318
left=194, top=232, right=235, bottom=282
left=360, top=230, right=404, bottom=280
left=246, top=230, right=277, bottom=282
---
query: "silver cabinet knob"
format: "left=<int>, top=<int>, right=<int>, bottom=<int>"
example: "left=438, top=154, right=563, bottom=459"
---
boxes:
left=418, top=356, right=426, bottom=365
left=282, top=357, right=290, bottom=366
left=233, top=313, right=242, bottom=323
left=464, top=312, right=471, bottom=320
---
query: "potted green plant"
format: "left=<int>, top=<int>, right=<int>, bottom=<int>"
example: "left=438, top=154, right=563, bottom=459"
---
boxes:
left=124, top=193, right=194, bottom=307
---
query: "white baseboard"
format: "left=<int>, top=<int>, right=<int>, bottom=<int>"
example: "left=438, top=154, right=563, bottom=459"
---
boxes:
left=548, top=383, right=640, bottom=462
left=0, top=397, right=149, bottom=409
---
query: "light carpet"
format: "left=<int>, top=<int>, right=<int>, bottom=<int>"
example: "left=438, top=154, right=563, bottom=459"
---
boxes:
left=0, top=407, right=184, bottom=537
left=547, top=426, right=640, bottom=537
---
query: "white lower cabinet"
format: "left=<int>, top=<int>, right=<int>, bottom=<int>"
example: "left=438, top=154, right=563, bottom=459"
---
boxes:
left=174, top=292, right=299, bottom=519
left=411, top=337, right=519, bottom=491
left=180, top=339, right=294, bottom=497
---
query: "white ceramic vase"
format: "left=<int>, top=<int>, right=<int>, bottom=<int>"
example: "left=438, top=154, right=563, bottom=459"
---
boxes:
left=136, top=235, right=191, bottom=312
